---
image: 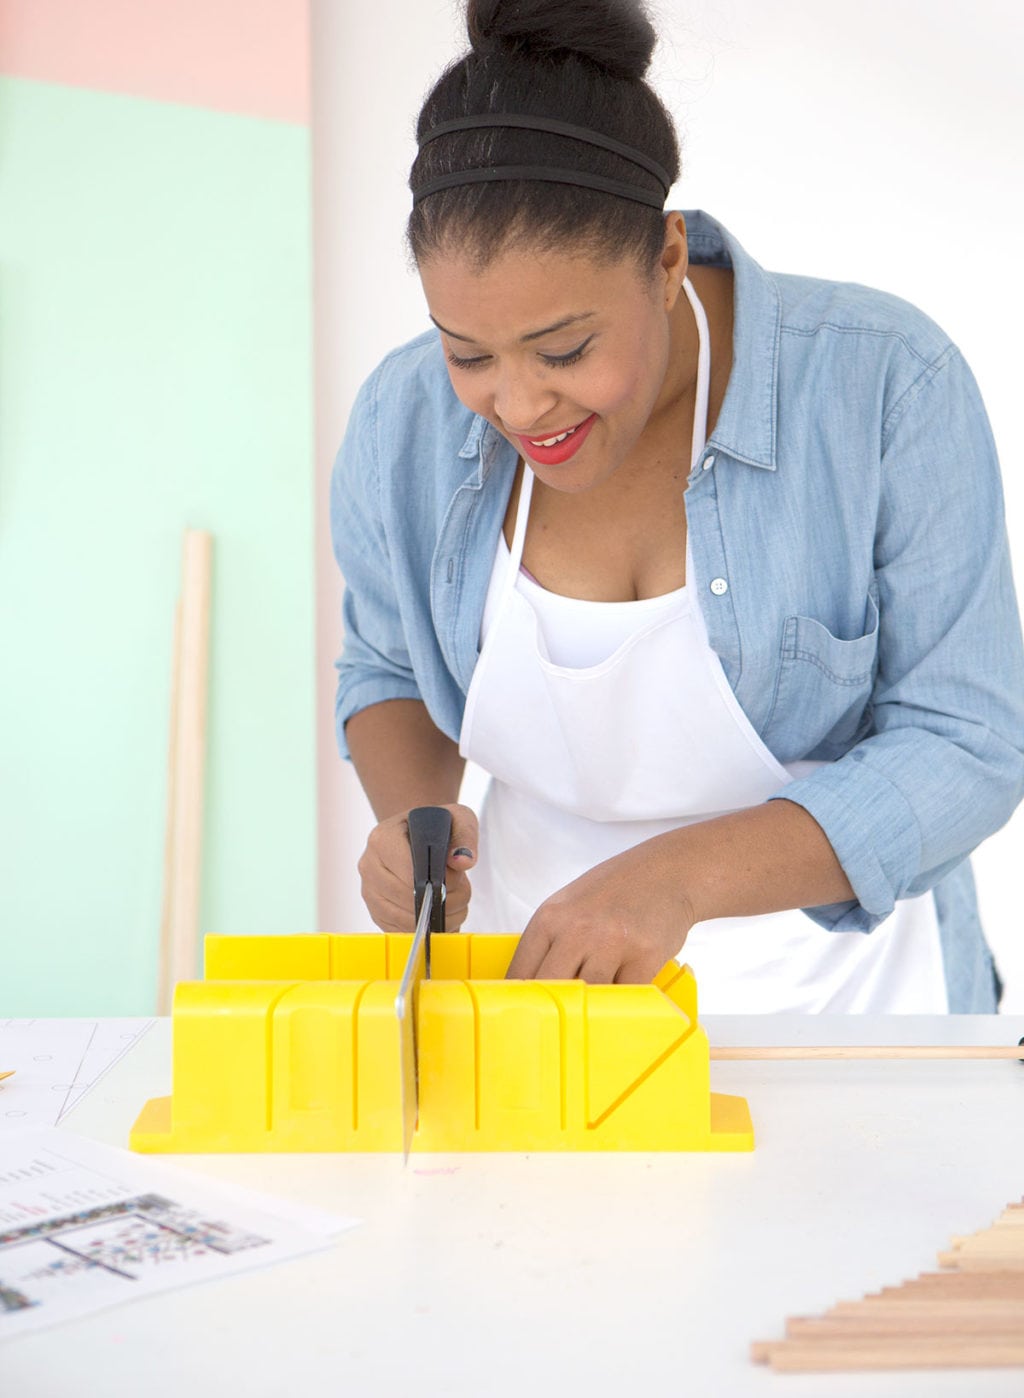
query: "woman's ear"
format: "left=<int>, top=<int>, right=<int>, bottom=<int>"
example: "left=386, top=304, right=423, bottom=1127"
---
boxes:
left=660, top=211, right=688, bottom=312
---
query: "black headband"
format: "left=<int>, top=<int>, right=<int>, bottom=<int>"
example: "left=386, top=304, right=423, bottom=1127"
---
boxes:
left=412, top=113, right=671, bottom=210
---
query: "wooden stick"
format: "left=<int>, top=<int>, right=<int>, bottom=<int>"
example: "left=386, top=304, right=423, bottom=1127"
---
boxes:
left=786, top=1313, right=1024, bottom=1337
left=710, top=1044, right=1023, bottom=1060
left=157, top=530, right=213, bottom=1014
left=0, top=1070, right=14, bottom=1082
left=946, top=1234, right=1024, bottom=1251
left=833, top=1291, right=1024, bottom=1314
left=937, top=1254, right=1024, bottom=1271
left=752, top=1196, right=1024, bottom=1371
left=755, top=1337, right=1024, bottom=1371
left=872, top=1275, right=1024, bottom=1297
left=848, top=1277, right=1024, bottom=1298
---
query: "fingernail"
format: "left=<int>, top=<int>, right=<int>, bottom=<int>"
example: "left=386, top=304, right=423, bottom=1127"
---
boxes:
left=451, top=847, right=475, bottom=860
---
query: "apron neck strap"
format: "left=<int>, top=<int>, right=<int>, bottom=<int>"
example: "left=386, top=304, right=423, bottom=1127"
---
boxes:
left=682, top=275, right=711, bottom=470
left=505, top=467, right=535, bottom=579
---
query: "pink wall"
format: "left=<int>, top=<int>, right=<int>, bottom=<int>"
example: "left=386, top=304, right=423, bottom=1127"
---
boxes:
left=0, top=0, right=309, bottom=122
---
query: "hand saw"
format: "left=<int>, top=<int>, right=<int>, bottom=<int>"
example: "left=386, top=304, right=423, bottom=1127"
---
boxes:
left=395, top=806, right=453, bottom=1162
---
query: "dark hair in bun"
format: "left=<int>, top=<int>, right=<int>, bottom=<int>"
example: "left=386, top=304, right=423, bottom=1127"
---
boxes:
left=407, top=0, right=680, bottom=273
left=467, top=0, right=656, bottom=82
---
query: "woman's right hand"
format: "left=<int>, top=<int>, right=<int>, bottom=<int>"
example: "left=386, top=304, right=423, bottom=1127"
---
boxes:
left=357, top=803, right=479, bottom=932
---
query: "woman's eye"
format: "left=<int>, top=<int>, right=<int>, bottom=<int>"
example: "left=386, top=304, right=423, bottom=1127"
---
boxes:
left=446, top=350, right=491, bottom=370
left=541, top=337, right=593, bottom=368
left=446, top=336, right=594, bottom=372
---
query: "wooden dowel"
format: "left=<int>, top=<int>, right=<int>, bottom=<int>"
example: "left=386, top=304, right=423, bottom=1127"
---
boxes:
left=947, top=1234, right=1024, bottom=1250
left=786, top=1314, right=1024, bottom=1337
left=937, top=1254, right=1024, bottom=1271
left=754, top=1193, right=1024, bottom=1373
left=874, top=1275, right=1024, bottom=1296
left=828, top=1291, right=1024, bottom=1314
left=852, top=1280, right=1024, bottom=1294
left=757, top=1338, right=1024, bottom=1371
left=710, top=1044, right=1023, bottom=1060
left=157, top=529, right=213, bottom=1014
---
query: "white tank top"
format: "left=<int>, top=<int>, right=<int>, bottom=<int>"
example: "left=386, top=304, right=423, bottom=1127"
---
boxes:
left=486, top=533, right=687, bottom=669
left=459, top=278, right=947, bottom=1013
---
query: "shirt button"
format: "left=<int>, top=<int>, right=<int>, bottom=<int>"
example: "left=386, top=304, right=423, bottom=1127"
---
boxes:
left=702, top=454, right=716, bottom=471
left=710, top=577, right=729, bottom=596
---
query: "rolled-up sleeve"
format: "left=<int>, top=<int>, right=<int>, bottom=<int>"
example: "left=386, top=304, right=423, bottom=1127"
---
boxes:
left=771, top=346, right=1024, bottom=931
left=330, top=367, right=421, bottom=759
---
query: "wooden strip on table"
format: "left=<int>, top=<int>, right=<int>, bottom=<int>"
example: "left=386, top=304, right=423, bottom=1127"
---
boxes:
left=871, top=1274, right=1024, bottom=1297
left=785, top=1313, right=1024, bottom=1338
left=937, top=1253, right=1024, bottom=1271
left=833, top=1286, right=1024, bottom=1308
left=756, top=1338, right=1024, bottom=1371
left=752, top=1195, right=1024, bottom=1371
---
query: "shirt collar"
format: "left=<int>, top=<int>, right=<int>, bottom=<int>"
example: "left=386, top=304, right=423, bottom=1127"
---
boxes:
left=683, top=210, right=780, bottom=471
left=459, top=412, right=515, bottom=483
left=458, top=210, right=781, bottom=473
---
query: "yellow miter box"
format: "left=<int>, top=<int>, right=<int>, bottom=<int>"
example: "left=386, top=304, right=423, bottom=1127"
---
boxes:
left=129, top=934, right=753, bottom=1154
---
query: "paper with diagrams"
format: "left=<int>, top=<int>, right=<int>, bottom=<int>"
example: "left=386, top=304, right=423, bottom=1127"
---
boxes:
left=0, top=1019, right=157, bottom=1129
left=0, top=1127, right=359, bottom=1341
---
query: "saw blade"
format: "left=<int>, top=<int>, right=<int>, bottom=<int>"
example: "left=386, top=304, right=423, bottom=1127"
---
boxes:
left=395, top=882, right=432, bottom=1163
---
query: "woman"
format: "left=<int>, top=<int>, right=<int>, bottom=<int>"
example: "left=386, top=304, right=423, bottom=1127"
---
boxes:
left=331, top=0, right=1024, bottom=1012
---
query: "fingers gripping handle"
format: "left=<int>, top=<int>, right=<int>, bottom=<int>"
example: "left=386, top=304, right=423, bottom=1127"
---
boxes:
left=407, top=806, right=453, bottom=936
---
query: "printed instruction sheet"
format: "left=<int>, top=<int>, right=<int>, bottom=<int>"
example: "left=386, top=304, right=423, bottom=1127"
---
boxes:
left=0, top=1128, right=359, bottom=1340
left=0, top=1019, right=156, bottom=1129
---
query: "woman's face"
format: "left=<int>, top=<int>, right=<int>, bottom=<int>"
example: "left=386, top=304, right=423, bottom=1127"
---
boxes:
left=418, top=228, right=690, bottom=494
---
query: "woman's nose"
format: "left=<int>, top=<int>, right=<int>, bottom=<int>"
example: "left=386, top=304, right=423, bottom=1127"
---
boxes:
left=491, top=367, right=556, bottom=434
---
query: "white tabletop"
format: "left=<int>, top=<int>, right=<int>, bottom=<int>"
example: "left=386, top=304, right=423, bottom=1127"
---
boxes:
left=4, top=1015, right=1023, bottom=1398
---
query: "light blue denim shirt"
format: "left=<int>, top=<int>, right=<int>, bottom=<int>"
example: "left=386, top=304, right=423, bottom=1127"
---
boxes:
left=331, top=210, right=1024, bottom=1012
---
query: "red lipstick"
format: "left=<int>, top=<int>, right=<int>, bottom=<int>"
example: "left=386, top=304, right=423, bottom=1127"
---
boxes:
left=512, top=413, right=597, bottom=466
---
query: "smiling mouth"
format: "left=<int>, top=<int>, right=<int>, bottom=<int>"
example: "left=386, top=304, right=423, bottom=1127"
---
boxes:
left=523, top=420, right=588, bottom=448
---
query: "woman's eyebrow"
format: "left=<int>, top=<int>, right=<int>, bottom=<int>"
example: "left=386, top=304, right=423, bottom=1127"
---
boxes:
left=428, top=311, right=596, bottom=344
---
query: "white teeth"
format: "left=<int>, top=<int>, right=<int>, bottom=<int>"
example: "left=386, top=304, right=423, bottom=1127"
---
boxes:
left=530, top=427, right=575, bottom=448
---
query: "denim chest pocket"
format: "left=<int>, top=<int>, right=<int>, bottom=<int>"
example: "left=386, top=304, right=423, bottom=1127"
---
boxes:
left=763, top=592, right=879, bottom=762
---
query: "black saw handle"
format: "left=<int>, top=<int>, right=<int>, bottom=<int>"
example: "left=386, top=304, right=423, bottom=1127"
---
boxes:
left=407, top=806, right=452, bottom=936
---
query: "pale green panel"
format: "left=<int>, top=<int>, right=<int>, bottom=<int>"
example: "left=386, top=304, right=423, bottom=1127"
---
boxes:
left=0, top=78, right=315, bottom=1015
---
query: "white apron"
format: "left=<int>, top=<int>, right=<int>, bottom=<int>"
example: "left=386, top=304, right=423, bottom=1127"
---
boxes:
left=459, top=279, right=947, bottom=1012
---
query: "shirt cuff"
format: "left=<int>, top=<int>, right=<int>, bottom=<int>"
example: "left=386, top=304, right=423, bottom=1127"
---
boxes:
left=767, top=758, right=924, bottom=933
left=334, top=674, right=422, bottom=760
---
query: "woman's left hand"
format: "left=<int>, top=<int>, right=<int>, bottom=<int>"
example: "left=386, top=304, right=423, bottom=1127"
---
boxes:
left=505, top=839, right=697, bottom=983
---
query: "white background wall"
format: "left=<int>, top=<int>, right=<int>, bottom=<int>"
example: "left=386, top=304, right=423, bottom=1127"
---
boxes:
left=312, top=0, right=1024, bottom=1009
